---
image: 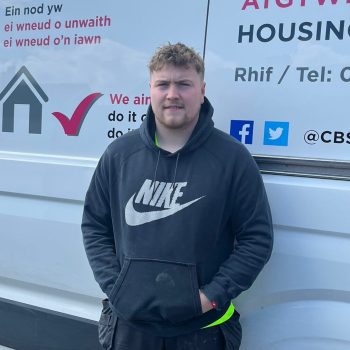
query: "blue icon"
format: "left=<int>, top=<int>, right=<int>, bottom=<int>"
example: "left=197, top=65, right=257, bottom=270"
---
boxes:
left=264, top=121, right=289, bottom=146
left=230, top=120, right=254, bottom=144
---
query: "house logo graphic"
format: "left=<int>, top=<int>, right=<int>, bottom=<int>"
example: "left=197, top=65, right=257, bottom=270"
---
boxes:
left=0, top=66, right=102, bottom=136
left=0, top=66, right=48, bottom=134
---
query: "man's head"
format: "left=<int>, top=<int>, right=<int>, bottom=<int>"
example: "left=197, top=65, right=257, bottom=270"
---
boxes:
left=148, top=42, right=205, bottom=80
left=149, top=43, right=206, bottom=132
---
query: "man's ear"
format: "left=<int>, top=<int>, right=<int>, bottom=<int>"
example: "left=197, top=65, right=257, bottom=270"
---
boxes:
left=201, top=81, right=206, bottom=103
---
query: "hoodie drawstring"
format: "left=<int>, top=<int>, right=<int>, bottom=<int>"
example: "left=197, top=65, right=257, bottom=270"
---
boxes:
left=171, top=153, right=180, bottom=189
left=152, top=150, right=161, bottom=198
left=152, top=151, right=180, bottom=199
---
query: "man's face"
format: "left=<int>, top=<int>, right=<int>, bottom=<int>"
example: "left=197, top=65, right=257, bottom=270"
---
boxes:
left=150, top=65, right=205, bottom=131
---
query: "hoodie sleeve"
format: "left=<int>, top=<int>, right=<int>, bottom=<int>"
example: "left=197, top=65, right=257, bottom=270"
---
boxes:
left=81, top=148, right=120, bottom=296
left=201, top=148, right=273, bottom=309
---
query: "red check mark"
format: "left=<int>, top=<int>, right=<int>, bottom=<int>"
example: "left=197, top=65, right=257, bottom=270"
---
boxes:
left=52, top=92, right=103, bottom=136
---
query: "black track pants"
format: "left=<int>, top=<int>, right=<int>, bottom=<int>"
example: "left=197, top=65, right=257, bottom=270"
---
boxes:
left=113, top=319, right=224, bottom=350
left=99, top=308, right=241, bottom=350
left=98, top=299, right=241, bottom=350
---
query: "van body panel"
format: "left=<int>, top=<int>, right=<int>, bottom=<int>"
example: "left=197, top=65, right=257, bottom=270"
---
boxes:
left=0, top=1, right=349, bottom=349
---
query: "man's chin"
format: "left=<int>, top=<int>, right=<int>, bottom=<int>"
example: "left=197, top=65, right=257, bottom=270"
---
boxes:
left=160, top=119, right=188, bottom=130
left=157, top=115, right=185, bottom=128
left=163, top=122, right=186, bottom=130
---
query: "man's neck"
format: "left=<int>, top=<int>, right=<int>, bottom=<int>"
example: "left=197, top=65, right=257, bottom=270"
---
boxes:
left=155, top=122, right=196, bottom=153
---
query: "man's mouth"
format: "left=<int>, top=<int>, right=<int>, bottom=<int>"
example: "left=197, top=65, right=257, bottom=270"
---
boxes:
left=164, top=105, right=183, bottom=110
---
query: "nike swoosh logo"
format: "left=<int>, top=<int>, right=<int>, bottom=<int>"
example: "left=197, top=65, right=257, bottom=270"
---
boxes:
left=125, top=194, right=205, bottom=226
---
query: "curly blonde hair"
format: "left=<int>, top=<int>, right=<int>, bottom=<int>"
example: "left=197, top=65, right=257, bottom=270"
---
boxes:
left=148, top=42, right=204, bottom=79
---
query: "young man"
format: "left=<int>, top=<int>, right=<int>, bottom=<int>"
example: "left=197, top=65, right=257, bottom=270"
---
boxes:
left=82, top=43, right=273, bottom=350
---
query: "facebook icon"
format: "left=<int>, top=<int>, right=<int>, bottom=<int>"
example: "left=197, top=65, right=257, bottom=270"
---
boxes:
left=230, top=120, right=254, bottom=144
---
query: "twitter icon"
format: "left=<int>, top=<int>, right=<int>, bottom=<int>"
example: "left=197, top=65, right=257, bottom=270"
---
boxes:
left=263, top=121, right=289, bottom=146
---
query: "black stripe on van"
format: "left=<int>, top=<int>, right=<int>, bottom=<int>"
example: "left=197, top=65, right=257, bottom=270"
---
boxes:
left=0, top=297, right=101, bottom=350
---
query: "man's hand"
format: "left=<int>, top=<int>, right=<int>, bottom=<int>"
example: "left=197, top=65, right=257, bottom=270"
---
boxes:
left=199, top=290, right=213, bottom=313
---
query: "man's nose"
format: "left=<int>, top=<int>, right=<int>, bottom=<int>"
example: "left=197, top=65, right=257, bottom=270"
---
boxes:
left=166, top=84, right=179, bottom=99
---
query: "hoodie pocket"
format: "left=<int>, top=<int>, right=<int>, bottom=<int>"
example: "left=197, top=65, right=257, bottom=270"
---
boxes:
left=109, top=257, right=202, bottom=324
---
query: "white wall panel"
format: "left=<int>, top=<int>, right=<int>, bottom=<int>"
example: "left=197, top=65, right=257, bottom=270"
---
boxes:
left=235, top=175, right=350, bottom=350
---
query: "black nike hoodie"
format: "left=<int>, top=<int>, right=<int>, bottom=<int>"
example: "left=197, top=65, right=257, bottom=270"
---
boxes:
left=82, top=97, right=273, bottom=337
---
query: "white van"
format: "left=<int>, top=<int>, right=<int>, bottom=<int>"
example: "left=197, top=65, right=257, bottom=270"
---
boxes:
left=1, top=1, right=349, bottom=349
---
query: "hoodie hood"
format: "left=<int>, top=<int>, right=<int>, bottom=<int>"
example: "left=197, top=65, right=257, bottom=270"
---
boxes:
left=140, top=97, right=214, bottom=155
